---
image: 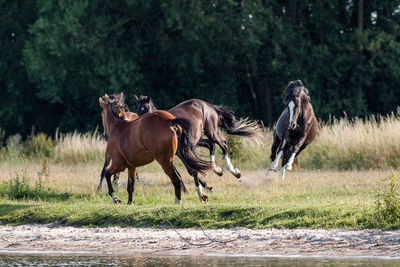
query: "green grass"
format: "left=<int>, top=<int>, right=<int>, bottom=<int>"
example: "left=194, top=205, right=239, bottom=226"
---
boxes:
left=0, top=161, right=398, bottom=229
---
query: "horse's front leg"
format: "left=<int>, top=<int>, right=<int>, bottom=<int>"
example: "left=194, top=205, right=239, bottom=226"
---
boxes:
left=105, top=169, right=122, bottom=204
left=283, top=136, right=306, bottom=171
left=271, top=137, right=286, bottom=170
left=267, top=134, right=281, bottom=175
left=193, top=172, right=208, bottom=203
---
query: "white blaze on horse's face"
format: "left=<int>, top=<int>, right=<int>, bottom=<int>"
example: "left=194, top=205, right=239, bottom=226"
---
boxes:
left=288, top=100, right=295, bottom=127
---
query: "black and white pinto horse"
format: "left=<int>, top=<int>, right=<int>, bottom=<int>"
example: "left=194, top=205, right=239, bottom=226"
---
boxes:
left=266, top=80, right=318, bottom=179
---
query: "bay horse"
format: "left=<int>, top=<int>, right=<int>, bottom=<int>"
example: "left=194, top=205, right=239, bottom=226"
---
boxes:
left=134, top=95, right=261, bottom=180
left=97, top=93, right=139, bottom=191
left=265, top=80, right=318, bottom=179
left=99, top=94, right=212, bottom=204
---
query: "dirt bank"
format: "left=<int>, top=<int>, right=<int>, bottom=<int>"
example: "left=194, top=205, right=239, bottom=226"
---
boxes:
left=0, top=225, right=399, bottom=257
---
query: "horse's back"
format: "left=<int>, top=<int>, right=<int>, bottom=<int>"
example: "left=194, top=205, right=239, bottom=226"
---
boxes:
left=169, top=99, right=208, bottom=118
left=169, top=99, right=211, bottom=140
left=137, top=111, right=178, bottom=156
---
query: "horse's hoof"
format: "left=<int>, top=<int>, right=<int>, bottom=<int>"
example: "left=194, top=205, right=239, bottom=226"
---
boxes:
left=127, top=201, right=133, bottom=205
left=234, top=169, right=241, bottom=179
left=113, top=198, right=122, bottom=204
left=200, top=194, right=208, bottom=204
left=213, top=167, right=223, bottom=176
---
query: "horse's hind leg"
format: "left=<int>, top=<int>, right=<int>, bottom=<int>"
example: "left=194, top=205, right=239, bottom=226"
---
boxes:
left=158, top=160, right=185, bottom=204
left=207, top=133, right=241, bottom=179
left=97, top=159, right=108, bottom=192
left=127, top=167, right=136, bottom=205
left=198, top=138, right=223, bottom=176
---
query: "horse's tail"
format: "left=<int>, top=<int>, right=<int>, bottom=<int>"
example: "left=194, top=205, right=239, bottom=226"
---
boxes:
left=213, top=105, right=263, bottom=143
left=171, top=118, right=213, bottom=176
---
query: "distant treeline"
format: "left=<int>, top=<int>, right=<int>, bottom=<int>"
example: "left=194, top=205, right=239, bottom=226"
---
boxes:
left=1, top=0, right=400, bottom=138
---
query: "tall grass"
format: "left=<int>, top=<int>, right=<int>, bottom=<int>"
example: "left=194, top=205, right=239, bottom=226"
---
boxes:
left=53, top=129, right=106, bottom=164
left=1, top=111, right=400, bottom=170
left=300, top=111, right=400, bottom=170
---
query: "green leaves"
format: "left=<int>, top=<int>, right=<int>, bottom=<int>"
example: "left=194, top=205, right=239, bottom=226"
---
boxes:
left=2, top=0, right=400, bottom=136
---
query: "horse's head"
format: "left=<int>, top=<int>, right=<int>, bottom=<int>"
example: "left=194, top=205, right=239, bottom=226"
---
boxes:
left=109, top=93, right=129, bottom=118
left=134, top=95, right=156, bottom=116
left=99, top=93, right=127, bottom=138
left=284, top=80, right=310, bottom=130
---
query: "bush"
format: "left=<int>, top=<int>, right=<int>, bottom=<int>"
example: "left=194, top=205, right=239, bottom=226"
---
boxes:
left=24, top=133, right=54, bottom=158
left=374, top=171, right=400, bottom=228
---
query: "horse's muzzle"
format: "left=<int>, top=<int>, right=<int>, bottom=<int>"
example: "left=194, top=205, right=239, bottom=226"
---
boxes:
left=288, top=124, right=297, bottom=131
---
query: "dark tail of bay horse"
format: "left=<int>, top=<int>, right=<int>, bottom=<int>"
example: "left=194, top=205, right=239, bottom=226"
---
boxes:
left=213, top=105, right=262, bottom=138
left=171, top=118, right=213, bottom=176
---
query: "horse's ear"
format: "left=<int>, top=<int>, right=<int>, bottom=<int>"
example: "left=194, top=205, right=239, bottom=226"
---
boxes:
left=147, top=96, right=152, bottom=103
left=134, top=95, right=139, bottom=104
left=119, top=92, right=124, bottom=99
left=99, top=97, right=106, bottom=107
left=104, top=93, right=110, bottom=101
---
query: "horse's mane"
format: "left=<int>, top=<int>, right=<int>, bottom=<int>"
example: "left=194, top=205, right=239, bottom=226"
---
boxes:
left=105, top=93, right=130, bottom=119
left=284, top=80, right=311, bottom=103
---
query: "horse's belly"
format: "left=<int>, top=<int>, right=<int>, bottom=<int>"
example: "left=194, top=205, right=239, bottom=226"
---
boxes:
left=125, top=150, right=154, bottom=167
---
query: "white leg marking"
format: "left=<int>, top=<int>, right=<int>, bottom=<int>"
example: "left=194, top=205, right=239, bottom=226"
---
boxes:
left=224, top=154, right=239, bottom=175
left=174, top=196, right=181, bottom=205
left=210, top=155, right=216, bottom=167
left=211, top=154, right=223, bottom=174
left=286, top=153, right=296, bottom=171
left=288, top=101, right=295, bottom=126
left=271, top=150, right=283, bottom=169
left=280, top=167, right=286, bottom=180
left=195, top=185, right=203, bottom=197
left=111, top=192, right=118, bottom=202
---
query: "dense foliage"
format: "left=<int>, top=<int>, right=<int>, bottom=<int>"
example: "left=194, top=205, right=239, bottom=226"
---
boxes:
left=1, top=0, right=400, bottom=137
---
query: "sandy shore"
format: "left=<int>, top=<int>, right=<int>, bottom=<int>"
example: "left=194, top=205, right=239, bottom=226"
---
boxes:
left=0, top=225, right=399, bottom=257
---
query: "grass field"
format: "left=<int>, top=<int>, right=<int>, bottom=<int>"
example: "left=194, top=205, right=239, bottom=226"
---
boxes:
left=0, top=112, right=400, bottom=229
left=0, top=160, right=398, bottom=229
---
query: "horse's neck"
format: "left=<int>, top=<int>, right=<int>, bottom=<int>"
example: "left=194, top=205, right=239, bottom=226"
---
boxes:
left=105, top=109, right=122, bottom=136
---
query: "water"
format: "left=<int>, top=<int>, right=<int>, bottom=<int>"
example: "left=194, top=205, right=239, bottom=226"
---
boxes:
left=0, top=252, right=400, bottom=266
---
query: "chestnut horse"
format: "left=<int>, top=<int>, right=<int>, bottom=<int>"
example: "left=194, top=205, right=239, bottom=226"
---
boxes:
left=97, top=93, right=139, bottom=191
left=266, top=80, right=318, bottom=179
left=99, top=94, right=213, bottom=202
left=134, top=96, right=261, bottom=180
left=99, top=94, right=212, bottom=204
